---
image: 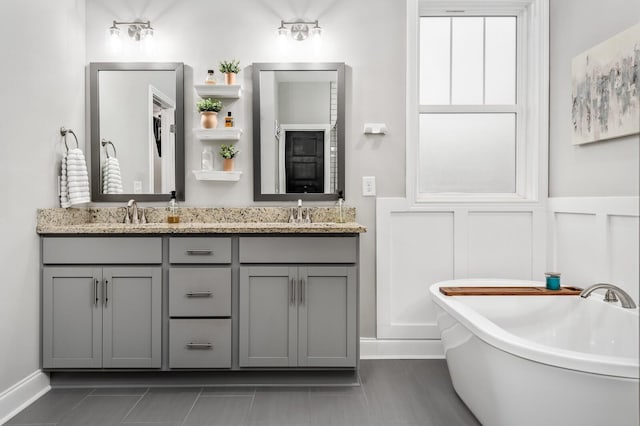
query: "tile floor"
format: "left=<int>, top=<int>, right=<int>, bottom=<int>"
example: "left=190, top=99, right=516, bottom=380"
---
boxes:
left=5, top=360, right=480, bottom=426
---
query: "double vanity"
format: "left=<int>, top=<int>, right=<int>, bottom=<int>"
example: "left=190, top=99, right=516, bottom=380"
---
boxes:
left=37, top=207, right=365, bottom=383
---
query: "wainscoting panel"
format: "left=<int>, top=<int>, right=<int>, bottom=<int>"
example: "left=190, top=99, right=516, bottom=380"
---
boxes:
left=377, top=198, right=546, bottom=343
left=468, top=212, right=534, bottom=279
left=548, top=197, right=639, bottom=303
left=609, top=215, right=640, bottom=302
left=554, top=212, right=599, bottom=286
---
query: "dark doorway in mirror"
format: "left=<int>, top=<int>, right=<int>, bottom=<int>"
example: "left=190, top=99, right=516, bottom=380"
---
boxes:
left=285, top=130, right=324, bottom=193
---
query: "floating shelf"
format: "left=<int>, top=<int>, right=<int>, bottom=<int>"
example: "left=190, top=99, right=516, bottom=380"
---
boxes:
left=194, top=84, right=242, bottom=99
left=193, top=170, right=242, bottom=181
left=194, top=128, right=243, bottom=141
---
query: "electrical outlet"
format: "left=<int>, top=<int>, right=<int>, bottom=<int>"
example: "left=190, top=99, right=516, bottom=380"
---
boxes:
left=362, top=176, right=376, bottom=196
left=133, top=181, right=142, bottom=194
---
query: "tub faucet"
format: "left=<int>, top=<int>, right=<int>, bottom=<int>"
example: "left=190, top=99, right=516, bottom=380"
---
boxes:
left=580, top=283, right=637, bottom=309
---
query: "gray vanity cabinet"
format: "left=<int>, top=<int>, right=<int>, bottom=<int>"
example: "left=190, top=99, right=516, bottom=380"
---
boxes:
left=42, top=237, right=162, bottom=369
left=239, top=265, right=356, bottom=368
left=239, top=267, right=298, bottom=367
left=42, top=266, right=161, bottom=369
left=297, top=266, right=357, bottom=367
left=42, top=267, right=102, bottom=368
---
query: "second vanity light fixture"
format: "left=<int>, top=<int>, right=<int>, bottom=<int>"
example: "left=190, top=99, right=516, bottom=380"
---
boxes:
left=109, top=20, right=154, bottom=52
left=277, top=20, right=322, bottom=41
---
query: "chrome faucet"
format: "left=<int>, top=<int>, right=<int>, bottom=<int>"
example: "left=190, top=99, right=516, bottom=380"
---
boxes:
left=296, top=199, right=303, bottom=224
left=580, top=283, right=637, bottom=309
left=125, top=199, right=139, bottom=224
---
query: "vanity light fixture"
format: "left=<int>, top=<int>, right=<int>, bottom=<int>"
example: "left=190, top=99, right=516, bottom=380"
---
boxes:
left=276, top=20, right=322, bottom=41
left=108, top=20, right=154, bottom=52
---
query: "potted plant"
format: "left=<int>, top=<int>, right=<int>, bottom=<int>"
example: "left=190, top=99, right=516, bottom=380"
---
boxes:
left=196, top=98, right=222, bottom=128
left=219, top=59, right=241, bottom=85
left=219, top=144, right=239, bottom=171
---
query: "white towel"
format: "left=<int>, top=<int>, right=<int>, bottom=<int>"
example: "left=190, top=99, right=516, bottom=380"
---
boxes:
left=102, top=156, right=123, bottom=194
left=60, top=148, right=90, bottom=207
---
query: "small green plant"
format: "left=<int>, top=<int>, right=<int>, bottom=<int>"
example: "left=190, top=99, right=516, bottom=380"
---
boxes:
left=196, top=98, right=222, bottom=113
left=219, top=59, right=241, bottom=74
left=219, top=144, right=239, bottom=159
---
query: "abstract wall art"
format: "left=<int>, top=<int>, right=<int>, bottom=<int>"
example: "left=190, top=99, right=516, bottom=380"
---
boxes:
left=571, top=22, right=640, bottom=145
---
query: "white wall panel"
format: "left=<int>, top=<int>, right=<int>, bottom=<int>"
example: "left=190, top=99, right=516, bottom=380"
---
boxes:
left=554, top=212, right=599, bottom=285
left=390, top=212, right=454, bottom=327
left=377, top=198, right=544, bottom=342
left=608, top=215, right=639, bottom=302
left=549, top=197, right=639, bottom=304
left=468, top=212, right=533, bottom=279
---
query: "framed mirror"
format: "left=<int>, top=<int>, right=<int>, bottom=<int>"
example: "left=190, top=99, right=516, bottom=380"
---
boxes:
left=89, top=62, right=184, bottom=202
left=252, top=63, right=345, bottom=201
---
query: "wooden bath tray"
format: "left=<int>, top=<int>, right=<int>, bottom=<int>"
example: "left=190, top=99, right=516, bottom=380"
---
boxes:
left=439, top=286, right=583, bottom=296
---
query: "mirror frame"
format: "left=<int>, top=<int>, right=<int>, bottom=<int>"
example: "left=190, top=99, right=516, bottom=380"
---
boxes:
left=89, top=62, right=185, bottom=202
left=252, top=62, right=345, bottom=201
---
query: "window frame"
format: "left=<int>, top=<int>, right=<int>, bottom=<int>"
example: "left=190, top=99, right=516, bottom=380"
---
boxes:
left=406, top=0, right=549, bottom=204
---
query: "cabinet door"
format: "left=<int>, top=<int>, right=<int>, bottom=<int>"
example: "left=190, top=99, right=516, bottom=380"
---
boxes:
left=102, top=267, right=161, bottom=368
left=298, top=266, right=357, bottom=367
left=239, top=267, right=297, bottom=367
left=42, top=267, right=102, bottom=368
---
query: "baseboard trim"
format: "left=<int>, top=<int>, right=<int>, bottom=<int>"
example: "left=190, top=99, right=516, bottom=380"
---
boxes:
left=360, top=338, right=444, bottom=359
left=0, top=370, right=50, bottom=425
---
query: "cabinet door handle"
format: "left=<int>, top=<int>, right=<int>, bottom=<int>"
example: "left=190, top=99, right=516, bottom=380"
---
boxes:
left=299, top=278, right=305, bottom=305
left=186, top=291, right=213, bottom=298
left=290, top=278, right=295, bottom=305
left=186, top=342, right=213, bottom=350
left=186, top=249, right=213, bottom=255
left=94, top=279, right=99, bottom=307
left=104, top=279, right=109, bottom=307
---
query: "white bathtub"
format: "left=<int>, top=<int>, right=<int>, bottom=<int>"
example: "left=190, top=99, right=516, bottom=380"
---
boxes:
left=430, top=279, right=639, bottom=426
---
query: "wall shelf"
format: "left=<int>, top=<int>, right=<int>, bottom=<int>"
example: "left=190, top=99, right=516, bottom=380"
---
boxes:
left=194, top=84, right=242, bottom=99
left=193, top=170, right=242, bottom=181
left=194, top=128, right=243, bottom=141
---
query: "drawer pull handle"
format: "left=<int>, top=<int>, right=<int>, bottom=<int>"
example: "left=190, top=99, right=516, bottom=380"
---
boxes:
left=186, top=342, right=213, bottom=350
left=186, top=291, right=213, bottom=298
left=186, top=249, right=213, bottom=255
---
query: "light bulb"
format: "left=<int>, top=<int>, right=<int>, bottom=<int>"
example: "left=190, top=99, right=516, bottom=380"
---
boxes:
left=310, top=25, right=322, bottom=40
left=109, top=24, right=122, bottom=54
left=277, top=25, right=289, bottom=40
left=142, top=26, right=154, bottom=54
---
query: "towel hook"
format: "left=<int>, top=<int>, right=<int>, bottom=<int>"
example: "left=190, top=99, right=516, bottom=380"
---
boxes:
left=60, top=127, right=79, bottom=151
left=101, top=139, right=117, bottom=158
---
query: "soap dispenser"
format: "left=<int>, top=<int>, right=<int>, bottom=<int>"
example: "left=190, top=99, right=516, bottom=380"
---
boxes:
left=167, top=190, right=180, bottom=223
left=336, top=190, right=345, bottom=223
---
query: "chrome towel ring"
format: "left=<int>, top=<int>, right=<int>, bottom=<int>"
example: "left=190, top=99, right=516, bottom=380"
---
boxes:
left=59, top=127, right=79, bottom=151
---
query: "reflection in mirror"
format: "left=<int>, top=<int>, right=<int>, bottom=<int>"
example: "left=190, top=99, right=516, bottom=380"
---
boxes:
left=253, top=63, right=345, bottom=201
left=90, top=63, right=184, bottom=202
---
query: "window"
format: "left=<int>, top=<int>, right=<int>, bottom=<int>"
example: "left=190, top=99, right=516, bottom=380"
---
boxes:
left=409, top=0, right=548, bottom=202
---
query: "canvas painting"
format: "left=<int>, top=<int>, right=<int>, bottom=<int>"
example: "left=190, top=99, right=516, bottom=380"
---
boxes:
left=571, top=22, right=640, bottom=145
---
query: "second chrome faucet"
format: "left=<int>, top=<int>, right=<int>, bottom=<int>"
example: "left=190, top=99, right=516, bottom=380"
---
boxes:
left=124, top=199, right=147, bottom=224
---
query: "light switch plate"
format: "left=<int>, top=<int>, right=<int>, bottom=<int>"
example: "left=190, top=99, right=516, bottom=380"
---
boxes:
left=362, top=176, right=376, bottom=196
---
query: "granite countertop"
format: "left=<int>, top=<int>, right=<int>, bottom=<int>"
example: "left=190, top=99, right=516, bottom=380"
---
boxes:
left=37, top=207, right=367, bottom=235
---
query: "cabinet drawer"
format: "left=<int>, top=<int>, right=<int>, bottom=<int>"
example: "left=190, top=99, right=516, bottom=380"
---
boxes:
left=169, top=268, right=231, bottom=317
left=169, top=319, right=231, bottom=368
left=42, top=237, right=162, bottom=264
left=169, top=238, right=231, bottom=264
left=239, top=237, right=357, bottom=263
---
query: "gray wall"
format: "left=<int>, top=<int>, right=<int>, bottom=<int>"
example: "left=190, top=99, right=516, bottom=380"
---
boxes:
left=0, top=0, right=85, bottom=394
left=549, top=0, right=640, bottom=197
left=278, top=82, right=330, bottom=124
left=86, top=0, right=407, bottom=338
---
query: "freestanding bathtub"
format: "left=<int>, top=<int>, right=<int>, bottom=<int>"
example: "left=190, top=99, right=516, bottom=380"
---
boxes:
left=430, top=279, right=639, bottom=426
